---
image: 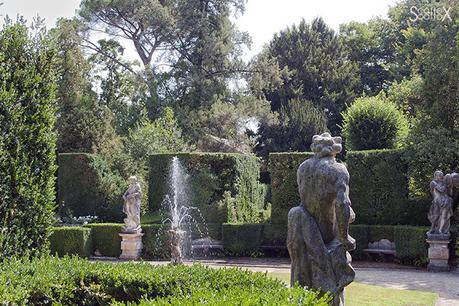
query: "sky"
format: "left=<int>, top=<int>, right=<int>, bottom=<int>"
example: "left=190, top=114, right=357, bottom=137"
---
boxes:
left=0, top=0, right=399, bottom=61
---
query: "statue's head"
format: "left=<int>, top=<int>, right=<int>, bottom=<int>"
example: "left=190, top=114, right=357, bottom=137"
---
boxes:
left=311, top=132, right=342, bottom=158
left=128, top=176, right=138, bottom=185
left=433, top=170, right=444, bottom=181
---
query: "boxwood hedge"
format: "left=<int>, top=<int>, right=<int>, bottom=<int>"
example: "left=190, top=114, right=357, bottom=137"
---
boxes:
left=0, top=256, right=330, bottom=305
left=49, top=227, right=92, bottom=258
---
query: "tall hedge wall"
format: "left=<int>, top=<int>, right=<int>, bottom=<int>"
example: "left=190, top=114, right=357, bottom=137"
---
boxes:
left=268, top=152, right=314, bottom=224
left=269, top=150, right=421, bottom=225
left=346, top=149, right=409, bottom=225
left=0, top=23, right=59, bottom=258
left=57, top=153, right=124, bottom=221
left=148, top=153, right=267, bottom=224
left=58, top=153, right=102, bottom=217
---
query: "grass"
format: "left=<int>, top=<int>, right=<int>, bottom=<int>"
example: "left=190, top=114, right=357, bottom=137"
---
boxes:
left=140, top=212, right=163, bottom=224
left=268, top=272, right=439, bottom=306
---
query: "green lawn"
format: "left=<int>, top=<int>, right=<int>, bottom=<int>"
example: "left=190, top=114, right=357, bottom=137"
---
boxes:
left=140, top=213, right=163, bottom=224
left=268, top=272, right=438, bottom=306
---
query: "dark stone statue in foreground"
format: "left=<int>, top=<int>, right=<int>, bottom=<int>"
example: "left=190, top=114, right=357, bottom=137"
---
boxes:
left=287, top=133, right=356, bottom=306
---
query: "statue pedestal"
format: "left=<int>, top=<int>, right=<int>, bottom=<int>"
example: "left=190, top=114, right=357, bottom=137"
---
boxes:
left=426, top=234, right=450, bottom=272
left=119, top=232, right=144, bottom=260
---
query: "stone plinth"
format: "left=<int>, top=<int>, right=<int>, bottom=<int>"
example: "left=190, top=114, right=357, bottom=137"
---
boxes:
left=119, top=232, right=144, bottom=260
left=426, top=235, right=450, bottom=272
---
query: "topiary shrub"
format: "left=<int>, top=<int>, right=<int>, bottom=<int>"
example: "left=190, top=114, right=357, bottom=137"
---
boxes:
left=341, top=96, right=409, bottom=150
left=0, top=22, right=59, bottom=258
left=49, top=227, right=92, bottom=258
left=83, top=223, right=123, bottom=257
left=222, top=224, right=263, bottom=255
left=148, top=153, right=267, bottom=224
left=268, top=152, right=314, bottom=224
left=0, top=256, right=330, bottom=305
left=347, top=149, right=409, bottom=225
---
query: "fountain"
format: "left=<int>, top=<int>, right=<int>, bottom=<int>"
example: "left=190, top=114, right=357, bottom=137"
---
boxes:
left=161, top=156, right=206, bottom=264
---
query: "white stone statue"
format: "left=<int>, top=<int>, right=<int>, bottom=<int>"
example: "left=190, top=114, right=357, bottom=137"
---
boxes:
left=122, top=176, right=142, bottom=233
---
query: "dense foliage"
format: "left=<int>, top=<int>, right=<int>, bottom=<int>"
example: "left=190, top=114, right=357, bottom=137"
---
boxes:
left=0, top=21, right=59, bottom=258
left=0, top=256, right=330, bottom=305
left=342, top=96, right=409, bottom=150
left=250, top=17, right=359, bottom=136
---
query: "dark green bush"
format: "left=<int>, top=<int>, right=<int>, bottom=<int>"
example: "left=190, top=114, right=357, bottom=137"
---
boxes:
left=268, top=152, right=314, bottom=224
left=0, top=256, right=329, bottom=305
left=0, top=22, right=59, bottom=258
left=83, top=223, right=123, bottom=257
left=347, top=149, right=409, bottom=225
left=341, top=96, right=409, bottom=150
left=57, top=153, right=106, bottom=218
left=222, top=224, right=263, bottom=255
left=49, top=227, right=92, bottom=258
left=394, top=225, right=428, bottom=265
left=149, top=153, right=267, bottom=224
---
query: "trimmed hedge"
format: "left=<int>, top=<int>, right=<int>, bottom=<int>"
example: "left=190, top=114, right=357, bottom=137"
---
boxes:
left=347, top=149, right=409, bottom=225
left=58, top=153, right=102, bottom=217
left=394, top=226, right=428, bottom=265
left=349, top=224, right=370, bottom=260
left=350, top=225, right=428, bottom=264
left=49, top=227, right=92, bottom=258
left=269, top=150, right=418, bottom=225
left=142, top=224, right=170, bottom=259
left=149, top=153, right=267, bottom=224
left=222, top=223, right=263, bottom=255
left=57, top=153, right=124, bottom=222
left=83, top=223, right=123, bottom=257
left=0, top=256, right=329, bottom=305
left=261, top=223, right=287, bottom=246
left=268, top=152, right=314, bottom=224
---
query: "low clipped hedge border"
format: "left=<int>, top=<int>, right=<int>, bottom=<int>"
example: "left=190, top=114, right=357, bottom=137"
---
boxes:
left=49, top=227, right=92, bottom=258
left=83, top=223, right=124, bottom=257
left=48, top=223, right=430, bottom=266
left=0, top=256, right=330, bottom=305
left=222, top=224, right=263, bottom=255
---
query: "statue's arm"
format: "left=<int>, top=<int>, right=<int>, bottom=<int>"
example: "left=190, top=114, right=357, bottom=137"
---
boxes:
left=335, top=170, right=355, bottom=251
